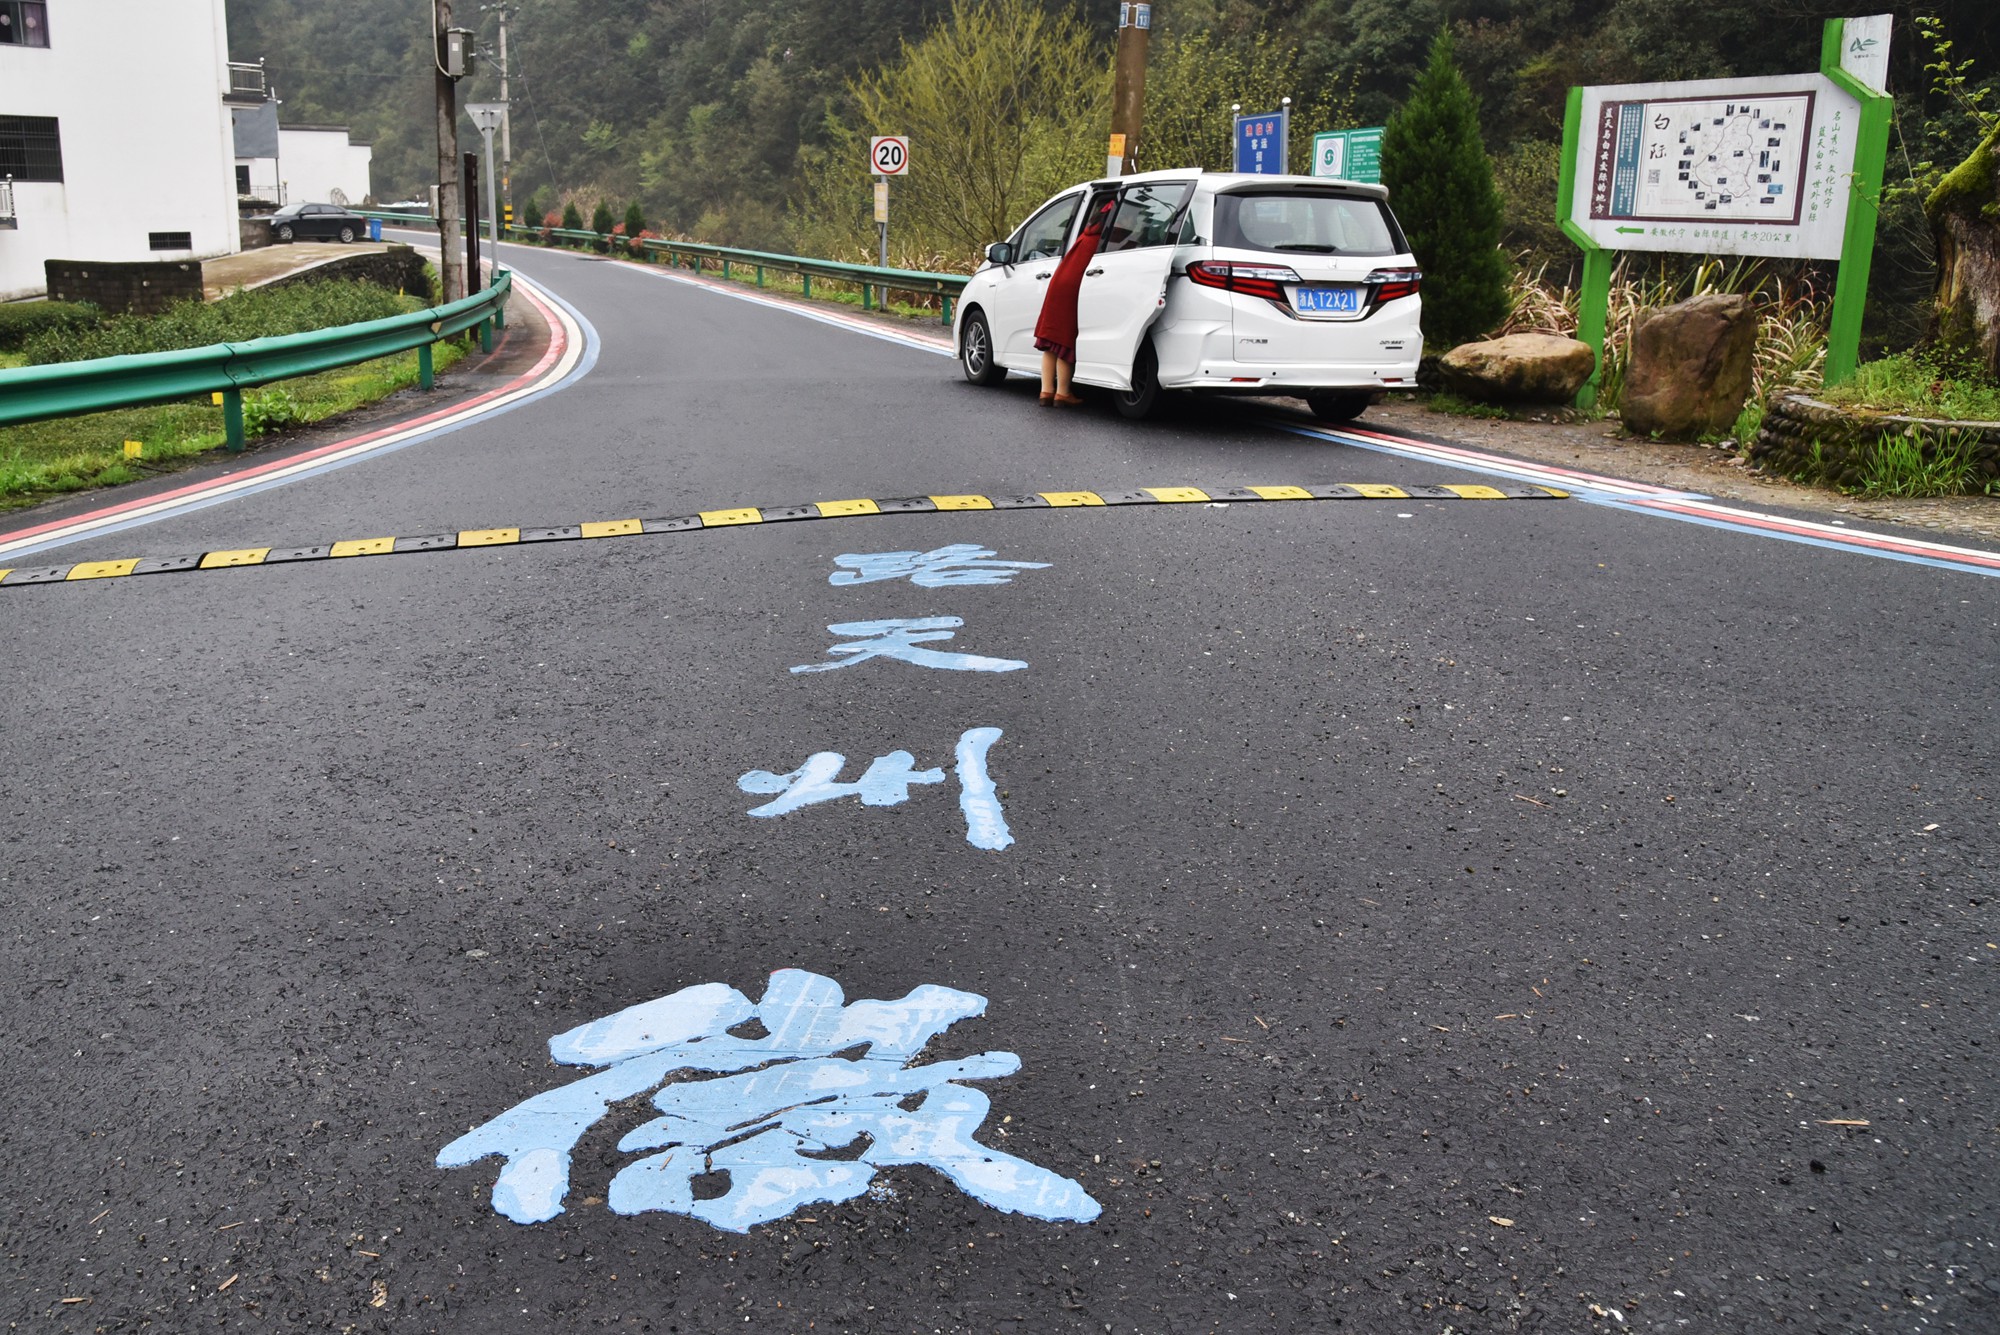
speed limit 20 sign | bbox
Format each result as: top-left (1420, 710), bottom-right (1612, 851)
top-left (869, 135), bottom-right (910, 176)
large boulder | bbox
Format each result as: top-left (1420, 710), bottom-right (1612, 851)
top-left (1437, 333), bottom-right (1596, 404)
top-left (1620, 293), bottom-right (1757, 440)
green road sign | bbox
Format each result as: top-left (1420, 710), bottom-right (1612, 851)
top-left (1311, 127), bottom-right (1383, 184)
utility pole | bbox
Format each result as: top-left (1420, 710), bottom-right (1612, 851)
top-left (1108, 1), bottom-right (1153, 176)
top-left (482, 2), bottom-right (513, 230)
top-left (498, 5), bottom-right (512, 226)
top-left (432, 0), bottom-right (471, 302)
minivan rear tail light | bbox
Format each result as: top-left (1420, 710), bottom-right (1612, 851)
top-left (1364, 268), bottom-right (1423, 303)
top-left (1187, 260), bottom-right (1303, 306)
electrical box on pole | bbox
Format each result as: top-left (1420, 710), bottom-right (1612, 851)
top-left (439, 27), bottom-right (476, 79)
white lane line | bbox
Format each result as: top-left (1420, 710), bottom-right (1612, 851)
top-left (0, 270), bottom-right (598, 561)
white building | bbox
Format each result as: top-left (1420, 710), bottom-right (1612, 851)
top-left (277, 125), bottom-right (372, 207)
top-left (0, 0), bottom-right (241, 301)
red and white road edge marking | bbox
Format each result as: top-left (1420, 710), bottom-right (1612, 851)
top-left (0, 270), bottom-right (589, 562)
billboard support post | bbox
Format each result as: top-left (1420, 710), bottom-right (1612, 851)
top-left (1820, 17), bottom-right (1894, 386)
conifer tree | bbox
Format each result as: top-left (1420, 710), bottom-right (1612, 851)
top-left (591, 199), bottom-right (616, 234)
top-left (1380, 30), bottom-right (1512, 349)
top-left (624, 201), bottom-right (647, 236)
top-left (561, 200), bottom-right (583, 231)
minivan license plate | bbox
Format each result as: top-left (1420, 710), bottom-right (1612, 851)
top-left (1294, 285), bottom-right (1360, 315)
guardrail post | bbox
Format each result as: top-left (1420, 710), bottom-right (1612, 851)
top-left (479, 318), bottom-right (493, 353)
top-left (755, 265), bottom-right (764, 288)
top-left (941, 295), bottom-right (953, 327)
top-left (862, 280), bottom-right (873, 312)
top-left (722, 259), bottom-right (732, 281)
top-left (222, 387), bottom-right (246, 453)
top-left (418, 341), bottom-right (435, 390)
top-left (801, 273), bottom-right (811, 299)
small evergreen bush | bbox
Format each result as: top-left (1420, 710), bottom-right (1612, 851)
top-left (591, 200), bottom-right (616, 234)
top-left (0, 300), bottom-right (101, 352)
top-left (23, 281), bottom-right (410, 365)
top-left (624, 201), bottom-right (647, 237)
top-left (561, 201), bottom-right (584, 231)
top-left (1381, 30), bottom-right (1513, 350)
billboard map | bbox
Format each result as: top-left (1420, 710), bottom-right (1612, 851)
top-left (1592, 93), bottom-right (1813, 225)
top-left (1567, 72), bottom-right (1859, 260)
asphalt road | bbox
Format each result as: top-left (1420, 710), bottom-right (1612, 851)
top-left (2, 241), bottom-right (1995, 1334)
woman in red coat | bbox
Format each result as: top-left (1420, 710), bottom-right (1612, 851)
top-left (1034, 194), bottom-right (1116, 406)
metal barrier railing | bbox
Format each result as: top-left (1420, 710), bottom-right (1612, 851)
top-left (0, 270), bottom-right (511, 450)
top-left (360, 212), bottom-right (971, 325)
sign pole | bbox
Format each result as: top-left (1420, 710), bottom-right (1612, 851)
top-left (1820, 16), bottom-right (1894, 387)
top-left (1557, 86), bottom-right (1614, 410)
top-left (866, 136), bottom-right (909, 313)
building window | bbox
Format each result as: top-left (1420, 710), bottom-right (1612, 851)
top-left (0, 2), bottom-right (50, 47)
top-left (236, 164), bottom-right (250, 194)
top-left (0, 115), bottom-right (62, 181)
top-left (148, 231), bottom-right (193, 251)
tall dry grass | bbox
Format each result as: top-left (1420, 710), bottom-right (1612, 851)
top-left (1497, 258), bottom-right (1829, 442)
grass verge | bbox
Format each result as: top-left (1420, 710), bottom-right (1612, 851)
top-left (0, 337), bottom-right (469, 511)
top-left (1819, 352), bottom-right (2000, 422)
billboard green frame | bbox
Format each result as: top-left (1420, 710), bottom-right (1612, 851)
top-left (1556, 17), bottom-right (1894, 408)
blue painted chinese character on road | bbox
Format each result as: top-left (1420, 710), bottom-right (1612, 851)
top-left (739, 726), bottom-right (1012, 850)
top-left (437, 969), bottom-right (1100, 1232)
top-left (792, 616), bottom-right (1026, 675)
top-left (831, 544), bottom-right (1050, 588)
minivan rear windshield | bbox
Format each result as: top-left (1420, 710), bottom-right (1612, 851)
top-left (1212, 191), bottom-right (1405, 256)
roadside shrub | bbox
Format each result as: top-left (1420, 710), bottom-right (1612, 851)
top-left (23, 280), bottom-right (410, 365)
top-left (0, 300), bottom-right (101, 352)
top-left (1380, 29), bottom-right (1513, 349)
top-left (561, 201), bottom-right (584, 231)
top-left (624, 201), bottom-right (646, 237)
top-left (242, 386), bottom-right (304, 436)
top-left (591, 200), bottom-right (616, 234)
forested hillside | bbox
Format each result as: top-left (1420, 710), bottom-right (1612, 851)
top-left (228, 0), bottom-right (1997, 277)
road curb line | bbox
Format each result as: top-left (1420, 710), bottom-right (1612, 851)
top-left (0, 481), bottom-right (1568, 590)
top-left (0, 270), bottom-right (598, 564)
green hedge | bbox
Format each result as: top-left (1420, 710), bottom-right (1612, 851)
top-left (0, 300), bottom-right (101, 353)
top-left (22, 280), bottom-right (412, 365)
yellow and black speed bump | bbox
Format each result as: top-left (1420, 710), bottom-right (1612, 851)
top-left (0, 481), bottom-right (1566, 591)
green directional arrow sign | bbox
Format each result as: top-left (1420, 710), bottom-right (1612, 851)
top-left (1614, 226), bottom-right (1646, 234)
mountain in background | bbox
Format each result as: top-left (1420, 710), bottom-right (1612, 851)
top-left (225, 0), bottom-right (1997, 256)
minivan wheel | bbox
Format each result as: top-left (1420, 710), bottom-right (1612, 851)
top-left (338, 225), bottom-right (356, 243)
top-left (1114, 341), bottom-right (1162, 420)
top-left (1306, 390), bottom-right (1370, 422)
top-left (959, 309), bottom-right (1007, 385)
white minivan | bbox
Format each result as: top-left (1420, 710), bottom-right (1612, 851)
top-left (953, 169), bottom-right (1423, 421)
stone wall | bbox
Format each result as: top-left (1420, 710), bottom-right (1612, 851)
top-left (254, 243), bottom-right (428, 300)
top-left (1749, 393), bottom-right (2000, 488)
top-left (42, 259), bottom-right (204, 317)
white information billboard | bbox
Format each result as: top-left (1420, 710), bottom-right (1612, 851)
top-left (1569, 73), bottom-right (1861, 260)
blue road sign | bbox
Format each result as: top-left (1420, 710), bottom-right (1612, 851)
top-left (1234, 108), bottom-right (1289, 174)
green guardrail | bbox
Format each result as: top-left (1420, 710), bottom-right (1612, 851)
top-left (0, 271), bottom-right (511, 450)
top-left (362, 211), bottom-right (969, 325)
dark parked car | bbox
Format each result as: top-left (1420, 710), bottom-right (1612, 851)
top-left (264, 202), bottom-right (367, 243)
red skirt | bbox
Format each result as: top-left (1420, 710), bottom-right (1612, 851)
top-left (1034, 205), bottom-right (1109, 364)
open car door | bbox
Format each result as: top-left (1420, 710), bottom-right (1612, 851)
top-left (1072, 180), bottom-right (1195, 390)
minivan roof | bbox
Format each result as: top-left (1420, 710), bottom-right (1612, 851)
top-left (1080, 168), bottom-right (1390, 202)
